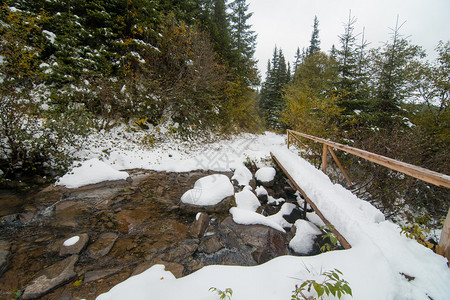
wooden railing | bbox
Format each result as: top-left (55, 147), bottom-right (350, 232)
top-left (287, 129), bottom-right (450, 189)
top-left (286, 129), bottom-right (450, 263)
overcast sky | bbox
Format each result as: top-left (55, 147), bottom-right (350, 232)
top-left (247, 0), bottom-right (450, 79)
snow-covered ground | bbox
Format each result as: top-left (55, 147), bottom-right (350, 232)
top-left (55, 129), bottom-right (450, 300)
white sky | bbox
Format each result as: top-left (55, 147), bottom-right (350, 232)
top-left (247, 0), bottom-right (450, 79)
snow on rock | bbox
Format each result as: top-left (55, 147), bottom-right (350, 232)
top-left (255, 186), bottom-right (268, 196)
top-left (63, 236), bottom-right (80, 247)
top-left (267, 195), bottom-right (285, 205)
top-left (289, 219), bottom-right (322, 255)
top-left (255, 167), bottom-right (276, 183)
top-left (181, 174), bottom-right (234, 206)
top-left (231, 165), bottom-right (253, 186)
top-left (267, 203), bottom-right (297, 229)
top-left (56, 158), bottom-right (129, 189)
top-left (235, 190), bottom-right (260, 212)
top-left (229, 207), bottom-right (285, 233)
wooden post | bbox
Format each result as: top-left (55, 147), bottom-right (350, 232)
top-left (287, 130), bottom-right (290, 149)
top-left (437, 207), bottom-right (450, 266)
top-left (322, 144), bottom-right (328, 174)
top-left (328, 147), bottom-right (353, 186)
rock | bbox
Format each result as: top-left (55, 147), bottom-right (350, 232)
top-left (249, 178), bottom-right (257, 190)
top-left (220, 217), bottom-right (288, 258)
top-left (116, 209), bottom-right (150, 234)
top-left (190, 213), bottom-right (210, 238)
top-left (84, 268), bottom-right (122, 283)
top-left (132, 258), bottom-right (184, 278)
top-left (54, 201), bottom-right (90, 227)
top-left (87, 233), bottom-right (118, 259)
top-left (19, 205), bottom-right (37, 223)
top-left (59, 233), bottom-right (89, 256)
top-left (252, 248), bottom-right (272, 264)
top-left (160, 239), bottom-right (199, 263)
top-left (198, 236), bottom-right (224, 254)
top-left (180, 196), bottom-right (236, 214)
top-left (283, 206), bottom-right (303, 224)
top-left (22, 255), bottom-right (78, 300)
top-left (0, 240), bottom-right (11, 277)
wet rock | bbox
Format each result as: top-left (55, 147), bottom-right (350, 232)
top-left (0, 240), bottom-right (11, 277)
top-left (22, 255), bottom-right (78, 300)
top-left (19, 205), bottom-right (37, 223)
top-left (190, 213), bottom-right (210, 238)
top-left (116, 209), bottom-right (150, 234)
top-left (87, 233), bottom-right (118, 259)
top-left (180, 196), bottom-right (236, 214)
top-left (133, 258), bottom-right (184, 278)
top-left (84, 267), bottom-right (122, 283)
top-left (160, 239), bottom-right (199, 263)
top-left (54, 201), bottom-right (90, 227)
top-left (59, 233), bottom-right (89, 256)
top-left (198, 235), bottom-right (224, 254)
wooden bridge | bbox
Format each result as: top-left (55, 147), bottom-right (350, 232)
top-left (271, 130), bottom-right (450, 262)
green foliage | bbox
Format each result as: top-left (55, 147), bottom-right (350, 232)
top-left (209, 287), bottom-right (233, 300)
top-left (319, 226), bottom-right (340, 253)
top-left (292, 269), bottom-right (352, 300)
top-left (400, 216), bottom-right (435, 249)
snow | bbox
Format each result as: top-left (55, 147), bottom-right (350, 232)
top-left (53, 130), bottom-right (450, 300)
top-left (63, 236), bottom-right (80, 247)
top-left (234, 190), bottom-right (260, 212)
top-left (255, 186), bottom-right (267, 196)
top-left (231, 165), bottom-right (253, 186)
top-left (267, 202), bottom-right (297, 229)
top-left (229, 207), bottom-right (285, 233)
top-left (181, 174), bottom-right (234, 206)
top-left (289, 219), bottom-right (322, 254)
top-left (255, 166), bottom-right (276, 182)
top-left (56, 158), bottom-right (129, 189)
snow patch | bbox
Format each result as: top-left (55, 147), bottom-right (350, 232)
top-left (235, 190), bottom-right (260, 212)
top-left (289, 219), bottom-right (322, 254)
top-left (56, 158), bottom-right (129, 189)
top-left (181, 174), bottom-right (234, 206)
top-left (255, 167), bottom-right (276, 182)
top-left (63, 236), bottom-right (80, 247)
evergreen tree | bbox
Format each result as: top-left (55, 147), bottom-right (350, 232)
top-left (228, 0), bottom-right (258, 84)
top-left (307, 16), bottom-right (320, 57)
top-left (260, 47), bottom-right (290, 128)
top-left (370, 16), bottom-right (425, 128)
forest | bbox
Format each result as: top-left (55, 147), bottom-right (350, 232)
top-left (0, 1), bottom-right (448, 223)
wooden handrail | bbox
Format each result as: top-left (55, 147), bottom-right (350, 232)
top-left (287, 129), bottom-right (450, 189)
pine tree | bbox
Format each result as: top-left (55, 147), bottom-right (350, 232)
top-left (307, 16), bottom-right (320, 57)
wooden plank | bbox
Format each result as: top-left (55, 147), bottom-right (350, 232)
top-left (271, 152), bottom-right (352, 249)
top-left (287, 130), bottom-right (450, 189)
top-left (437, 207), bottom-right (450, 266)
top-left (322, 144), bottom-right (328, 174)
top-left (328, 147), bottom-right (353, 186)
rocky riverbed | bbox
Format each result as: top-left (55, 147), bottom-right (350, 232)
top-left (0, 167), bottom-right (329, 300)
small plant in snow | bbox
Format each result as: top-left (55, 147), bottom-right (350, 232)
top-left (319, 226), bottom-right (339, 252)
top-left (209, 287), bottom-right (233, 300)
top-left (292, 268), bottom-right (352, 300)
top-left (400, 223), bottom-right (434, 249)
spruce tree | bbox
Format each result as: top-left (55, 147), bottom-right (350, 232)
top-left (307, 16), bottom-right (321, 57)
top-left (370, 16), bottom-right (425, 128)
top-left (260, 47), bottom-right (291, 128)
top-left (228, 0), bottom-right (258, 84)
